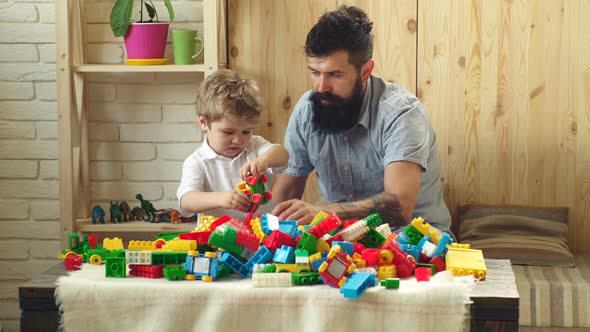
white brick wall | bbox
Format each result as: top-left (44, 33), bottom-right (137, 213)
top-left (0, 1), bottom-right (206, 330)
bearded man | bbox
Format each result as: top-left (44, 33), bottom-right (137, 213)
top-left (271, 5), bottom-right (452, 235)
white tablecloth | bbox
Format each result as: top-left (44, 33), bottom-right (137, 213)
top-left (56, 264), bottom-right (471, 332)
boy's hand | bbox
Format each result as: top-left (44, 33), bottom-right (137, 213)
top-left (240, 158), bottom-right (269, 180)
top-left (221, 189), bottom-right (251, 212)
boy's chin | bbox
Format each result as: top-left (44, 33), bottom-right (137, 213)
top-left (222, 148), bottom-right (243, 158)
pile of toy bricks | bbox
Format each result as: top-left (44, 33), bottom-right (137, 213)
top-left (102, 212), bottom-right (487, 300)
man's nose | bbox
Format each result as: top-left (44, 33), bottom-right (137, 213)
top-left (317, 75), bottom-right (330, 93)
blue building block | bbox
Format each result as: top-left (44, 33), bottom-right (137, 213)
top-left (182, 252), bottom-right (221, 280)
top-left (332, 241), bottom-right (354, 256)
top-left (220, 252), bottom-right (250, 278)
top-left (311, 255), bottom-right (327, 272)
top-left (432, 232), bottom-right (454, 258)
top-left (396, 232), bottom-right (411, 246)
top-left (340, 272), bottom-right (377, 299)
top-left (245, 246), bottom-right (273, 274)
top-left (278, 220), bottom-right (298, 237)
top-left (273, 245), bottom-right (295, 264)
top-left (416, 235), bottom-right (432, 251)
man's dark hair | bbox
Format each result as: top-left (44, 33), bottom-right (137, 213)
top-left (305, 5), bottom-right (374, 68)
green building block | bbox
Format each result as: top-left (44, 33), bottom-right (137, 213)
top-left (296, 232), bottom-right (318, 254)
top-left (164, 267), bottom-right (187, 281)
top-left (380, 278), bottom-right (400, 289)
top-left (151, 251), bottom-right (188, 266)
top-left (403, 224), bottom-right (424, 245)
top-left (292, 272), bottom-right (322, 286)
top-left (363, 213), bottom-right (383, 229)
top-left (105, 257), bottom-right (126, 278)
top-left (359, 228), bottom-right (386, 248)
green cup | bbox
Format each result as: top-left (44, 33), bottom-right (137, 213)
top-left (171, 29), bottom-right (204, 65)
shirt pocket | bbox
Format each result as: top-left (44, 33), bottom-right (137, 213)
top-left (361, 167), bottom-right (384, 197)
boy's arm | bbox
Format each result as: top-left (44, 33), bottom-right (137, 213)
top-left (180, 190), bottom-right (251, 215)
top-left (240, 144), bottom-right (289, 179)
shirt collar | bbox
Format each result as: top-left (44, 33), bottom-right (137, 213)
top-left (199, 135), bottom-right (250, 161)
top-left (355, 76), bottom-right (373, 130)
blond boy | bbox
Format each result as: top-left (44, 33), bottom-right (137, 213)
top-left (177, 69), bottom-right (288, 221)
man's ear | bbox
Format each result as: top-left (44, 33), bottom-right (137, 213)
top-left (198, 116), bottom-right (209, 131)
top-left (361, 59), bottom-right (375, 81)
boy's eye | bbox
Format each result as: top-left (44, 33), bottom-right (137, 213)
top-left (243, 130), bottom-right (253, 135)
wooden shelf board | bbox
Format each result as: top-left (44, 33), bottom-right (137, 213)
top-left (74, 64), bottom-right (206, 73)
top-left (76, 219), bottom-right (197, 233)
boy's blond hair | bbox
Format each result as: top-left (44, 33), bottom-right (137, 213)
top-left (197, 69), bottom-right (264, 123)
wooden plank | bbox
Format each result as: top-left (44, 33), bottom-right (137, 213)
top-left (571, 0), bottom-right (590, 252)
top-left (75, 64), bottom-right (206, 72)
top-left (203, 0), bottom-right (227, 76)
top-left (76, 219), bottom-right (198, 233)
top-left (56, 0), bottom-right (76, 249)
top-left (339, 0), bottom-right (417, 92)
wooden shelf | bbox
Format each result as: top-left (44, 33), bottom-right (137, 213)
top-left (76, 219), bottom-right (197, 233)
top-left (74, 64), bottom-right (206, 73)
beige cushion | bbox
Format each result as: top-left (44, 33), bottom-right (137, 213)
top-left (457, 204), bottom-right (575, 268)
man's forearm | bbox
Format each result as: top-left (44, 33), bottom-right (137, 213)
top-left (321, 192), bottom-right (407, 227)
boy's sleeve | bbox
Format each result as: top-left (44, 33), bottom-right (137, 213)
top-left (176, 154), bottom-right (205, 217)
top-left (250, 136), bottom-right (286, 175)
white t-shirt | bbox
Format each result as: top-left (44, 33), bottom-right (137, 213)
top-left (177, 135), bottom-right (285, 221)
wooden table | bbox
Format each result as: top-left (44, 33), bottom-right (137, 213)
top-left (19, 259), bottom-right (519, 332)
top-left (469, 259), bottom-right (520, 331)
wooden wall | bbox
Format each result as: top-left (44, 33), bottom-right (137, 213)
top-left (228, 0), bottom-right (590, 252)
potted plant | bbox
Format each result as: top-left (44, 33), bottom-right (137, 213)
top-left (110, 0), bottom-right (175, 61)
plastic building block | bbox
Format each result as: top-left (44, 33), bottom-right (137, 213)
top-left (161, 239), bottom-right (197, 252)
top-left (252, 272), bottom-right (292, 287)
top-left (360, 248), bottom-right (381, 266)
top-left (273, 245), bottom-right (296, 264)
top-left (64, 253), bottom-right (82, 271)
top-left (362, 213), bottom-right (383, 229)
top-left (332, 241), bottom-right (354, 256)
top-left (416, 263), bottom-right (436, 276)
top-left (183, 251), bottom-right (220, 281)
top-left (263, 230), bottom-right (294, 252)
top-left (307, 213), bottom-right (342, 239)
top-left (445, 247), bottom-right (487, 280)
top-left (220, 252), bottom-right (249, 278)
top-left (278, 220), bottom-right (298, 237)
top-left (338, 219), bottom-right (369, 242)
top-left (431, 232), bottom-right (454, 258)
top-left (402, 224), bottom-right (424, 245)
top-left (378, 265), bottom-right (397, 279)
top-left (380, 278), bottom-right (400, 289)
top-left (245, 246), bottom-right (273, 273)
top-left (275, 263), bottom-right (310, 273)
top-left (105, 257), bottom-right (126, 278)
top-left (428, 255), bottom-right (446, 272)
top-left (318, 245), bottom-right (356, 288)
top-left (208, 231), bottom-right (245, 256)
top-left (151, 252), bottom-right (188, 266)
top-left (179, 231), bottom-right (212, 244)
top-left (295, 249), bottom-right (309, 265)
top-left (296, 232), bottom-right (318, 254)
top-left (340, 272), bottom-right (377, 299)
top-left (414, 267), bottom-right (432, 281)
top-left (378, 249), bottom-right (394, 266)
top-left (126, 250), bottom-right (152, 265)
top-left (102, 237), bottom-right (124, 251)
top-left (164, 267), bottom-right (187, 281)
top-left (375, 223), bottom-right (392, 239)
top-left (254, 263), bottom-right (277, 273)
top-left (129, 264), bottom-right (163, 278)
top-left (292, 272), bottom-right (323, 286)
top-left (411, 217), bottom-right (443, 244)
top-left (358, 228), bottom-right (386, 248)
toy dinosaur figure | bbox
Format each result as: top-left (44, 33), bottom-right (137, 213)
top-left (118, 201), bottom-right (130, 221)
top-left (129, 207), bottom-right (145, 220)
top-left (136, 193), bottom-right (156, 222)
top-left (91, 205), bottom-right (105, 224)
top-left (110, 201), bottom-right (123, 223)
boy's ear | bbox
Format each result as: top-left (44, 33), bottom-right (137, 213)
top-left (198, 116), bottom-right (209, 131)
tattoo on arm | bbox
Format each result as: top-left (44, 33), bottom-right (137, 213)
top-left (333, 192), bottom-right (406, 227)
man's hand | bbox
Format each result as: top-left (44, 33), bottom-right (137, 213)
top-left (271, 199), bottom-right (321, 225)
top-left (240, 158), bottom-right (269, 180)
top-left (221, 189), bottom-right (251, 212)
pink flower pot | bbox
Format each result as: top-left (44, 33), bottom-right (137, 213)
top-left (124, 22), bottom-right (169, 59)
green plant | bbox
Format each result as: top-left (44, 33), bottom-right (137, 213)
top-left (110, 0), bottom-right (175, 37)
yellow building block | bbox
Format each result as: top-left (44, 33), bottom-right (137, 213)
top-left (445, 247), bottom-right (487, 280)
top-left (103, 237), bottom-right (124, 250)
top-left (310, 211), bottom-right (329, 227)
top-left (161, 239), bottom-right (197, 252)
top-left (411, 217), bottom-right (443, 244)
top-left (128, 240), bottom-right (157, 251)
top-left (378, 265), bottom-right (397, 279)
top-left (316, 239), bottom-right (330, 253)
top-left (449, 243), bottom-right (471, 249)
top-left (249, 217), bottom-right (265, 243)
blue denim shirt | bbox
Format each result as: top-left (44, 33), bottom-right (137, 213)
top-left (284, 76), bottom-right (452, 233)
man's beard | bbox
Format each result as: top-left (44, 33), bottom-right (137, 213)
top-left (310, 78), bottom-right (364, 132)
